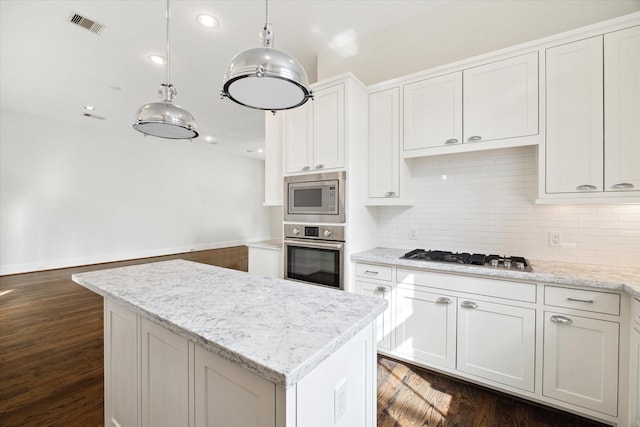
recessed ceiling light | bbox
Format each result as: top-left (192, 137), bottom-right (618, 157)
top-left (258, 149), bottom-right (264, 153)
top-left (196, 14), bottom-right (218, 29)
top-left (83, 105), bottom-right (96, 111)
top-left (204, 135), bottom-right (213, 142)
top-left (148, 55), bottom-right (166, 65)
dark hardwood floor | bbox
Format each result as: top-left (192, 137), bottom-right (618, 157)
top-left (0, 247), bottom-right (247, 427)
top-left (377, 355), bottom-right (608, 427)
top-left (1, 247), bottom-right (609, 426)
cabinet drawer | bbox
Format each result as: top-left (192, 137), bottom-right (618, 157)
top-left (355, 263), bottom-right (392, 281)
top-left (544, 286), bottom-right (620, 315)
top-left (397, 268), bottom-right (536, 302)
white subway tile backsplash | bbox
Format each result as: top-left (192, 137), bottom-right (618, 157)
top-left (376, 146), bottom-right (640, 267)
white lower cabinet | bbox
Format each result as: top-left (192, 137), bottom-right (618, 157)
top-left (105, 300), bottom-right (140, 427)
top-left (140, 318), bottom-right (190, 427)
top-left (542, 311), bottom-right (619, 416)
top-left (355, 261), bottom-right (631, 425)
top-left (194, 346), bottom-right (275, 427)
top-left (394, 286), bottom-right (456, 369)
top-left (630, 298), bottom-right (640, 426)
top-left (632, 324), bottom-right (640, 426)
top-left (457, 299), bottom-right (535, 392)
top-left (355, 280), bottom-right (393, 351)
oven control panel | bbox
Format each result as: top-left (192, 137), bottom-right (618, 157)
top-left (284, 223), bottom-right (345, 242)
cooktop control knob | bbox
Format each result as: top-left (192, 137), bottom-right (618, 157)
top-left (503, 260), bottom-right (512, 269)
top-left (323, 229), bottom-right (332, 237)
top-left (490, 259), bottom-right (499, 268)
top-left (292, 228), bottom-right (300, 236)
top-left (516, 262), bottom-right (525, 270)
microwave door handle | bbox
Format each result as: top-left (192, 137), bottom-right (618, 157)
top-left (284, 240), bottom-right (343, 250)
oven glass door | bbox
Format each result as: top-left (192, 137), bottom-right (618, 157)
top-left (285, 240), bottom-right (344, 290)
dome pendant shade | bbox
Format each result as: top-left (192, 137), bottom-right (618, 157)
top-left (223, 47), bottom-right (312, 110)
top-left (133, 101), bottom-right (199, 139)
top-left (133, 0), bottom-right (198, 139)
top-left (221, 1), bottom-right (312, 111)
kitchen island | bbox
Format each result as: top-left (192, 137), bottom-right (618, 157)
top-left (72, 259), bottom-right (387, 427)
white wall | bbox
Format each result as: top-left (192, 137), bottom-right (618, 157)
top-left (318, 0), bottom-right (640, 85)
top-left (0, 108), bottom-right (270, 275)
top-left (376, 147), bottom-right (640, 268)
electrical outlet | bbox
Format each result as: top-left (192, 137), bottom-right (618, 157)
top-left (334, 379), bottom-right (347, 423)
top-left (549, 231), bottom-right (561, 247)
top-left (409, 227), bottom-right (417, 240)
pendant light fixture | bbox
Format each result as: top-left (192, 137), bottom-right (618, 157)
top-left (133, 0), bottom-right (198, 139)
top-left (221, 0), bottom-right (313, 111)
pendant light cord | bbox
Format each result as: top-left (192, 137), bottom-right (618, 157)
top-left (166, 0), bottom-right (171, 86)
top-left (263, 0), bottom-right (273, 48)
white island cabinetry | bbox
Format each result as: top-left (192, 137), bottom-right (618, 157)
top-left (75, 260), bottom-right (386, 427)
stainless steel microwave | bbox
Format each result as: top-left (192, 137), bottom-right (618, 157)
top-left (284, 171), bottom-right (345, 223)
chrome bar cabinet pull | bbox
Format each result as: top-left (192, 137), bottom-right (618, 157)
top-left (611, 182), bottom-right (634, 190)
top-left (466, 135), bottom-right (482, 142)
top-left (375, 286), bottom-right (389, 294)
top-left (364, 270), bottom-right (379, 275)
top-left (567, 297), bottom-right (594, 304)
top-left (576, 184), bottom-right (597, 191)
top-left (550, 315), bottom-right (573, 325)
top-left (436, 297), bottom-right (452, 304)
top-left (384, 191), bottom-right (396, 197)
top-left (444, 138), bottom-right (459, 145)
top-left (460, 301), bottom-right (478, 309)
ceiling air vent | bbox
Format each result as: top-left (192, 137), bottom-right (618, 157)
top-left (68, 12), bottom-right (104, 35)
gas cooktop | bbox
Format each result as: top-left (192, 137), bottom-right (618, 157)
top-left (400, 249), bottom-right (533, 272)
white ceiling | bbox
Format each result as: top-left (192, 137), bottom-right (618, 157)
top-left (0, 0), bottom-right (446, 159)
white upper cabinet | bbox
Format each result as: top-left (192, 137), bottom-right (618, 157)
top-left (463, 52), bottom-right (539, 144)
top-left (403, 72), bottom-right (463, 150)
top-left (313, 83), bottom-right (346, 171)
top-left (284, 82), bottom-right (346, 175)
top-left (604, 25), bottom-right (640, 193)
top-left (542, 24), bottom-right (640, 200)
top-left (545, 37), bottom-right (604, 194)
top-left (368, 87), bottom-right (400, 199)
top-left (284, 102), bottom-right (313, 174)
top-left (401, 52), bottom-right (538, 156)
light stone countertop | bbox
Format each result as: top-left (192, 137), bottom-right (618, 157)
top-left (351, 247), bottom-right (640, 298)
top-left (72, 259), bottom-right (387, 388)
top-left (245, 239), bottom-right (283, 251)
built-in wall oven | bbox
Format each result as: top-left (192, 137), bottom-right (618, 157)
top-left (284, 171), bottom-right (345, 223)
top-left (283, 223), bottom-right (345, 290)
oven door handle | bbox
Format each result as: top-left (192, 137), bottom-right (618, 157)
top-left (284, 239), bottom-right (344, 250)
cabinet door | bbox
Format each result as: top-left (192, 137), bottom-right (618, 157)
top-left (543, 312), bottom-right (619, 416)
top-left (457, 299), bottom-right (535, 392)
top-left (141, 318), bottom-right (190, 427)
top-left (368, 87), bottom-right (400, 199)
top-left (632, 324), bottom-right (640, 427)
top-left (314, 83), bottom-right (345, 171)
top-left (604, 25), bottom-right (640, 193)
top-left (545, 37), bottom-right (604, 194)
top-left (403, 72), bottom-right (462, 150)
top-left (355, 280), bottom-right (393, 351)
top-left (463, 52), bottom-right (538, 143)
top-left (395, 287), bottom-right (457, 369)
top-left (105, 300), bottom-right (140, 427)
top-left (284, 103), bottom-right (313, 174)
top-left (194, 346), bottom-right (275, 427)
